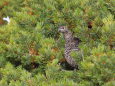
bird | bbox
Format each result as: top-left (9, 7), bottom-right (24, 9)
top-left (3, 16), bottom-right (10, 24)
top-left (58, 26), bottom-right (81, 70)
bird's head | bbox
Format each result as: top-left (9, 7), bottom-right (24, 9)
top-left (58, 26), bottom-right (68, 33)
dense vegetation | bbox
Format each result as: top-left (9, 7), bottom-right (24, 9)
top-left (0, 0), bottom-right (115, 86)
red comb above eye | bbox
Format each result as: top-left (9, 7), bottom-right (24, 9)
top-left (60, 26), bottom-right (64, 29)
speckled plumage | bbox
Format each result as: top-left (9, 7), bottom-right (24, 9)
top-left (58, 26), bottom-right (81, 69)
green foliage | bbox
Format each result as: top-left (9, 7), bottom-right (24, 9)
top-left (0, 0), bottom-right (115, 86)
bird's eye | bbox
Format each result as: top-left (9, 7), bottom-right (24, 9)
top-left (60, 26), bottom-right (64, 29)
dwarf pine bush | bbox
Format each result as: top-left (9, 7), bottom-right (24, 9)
top-left (0, 0), bottom-right (114, 86)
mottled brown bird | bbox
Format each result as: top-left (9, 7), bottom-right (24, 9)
top-left (58, 26), bottom-right (81, 69)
